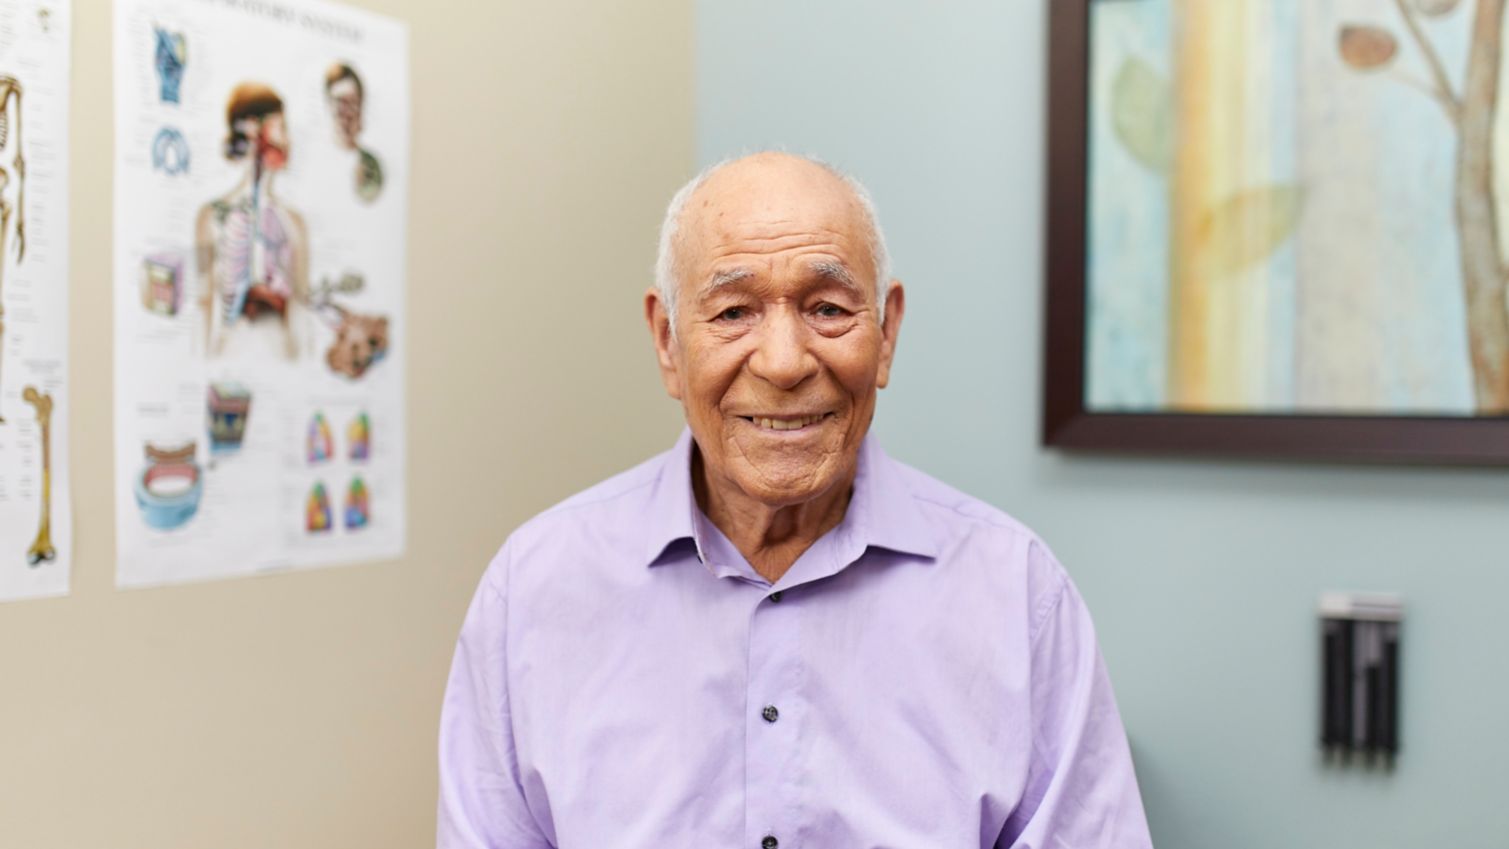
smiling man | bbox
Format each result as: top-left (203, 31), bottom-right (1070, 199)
top-left (438, 153), bottom-right (1153, 848)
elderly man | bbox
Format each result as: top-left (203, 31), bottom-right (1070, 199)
top-left (438, 153), bottom-right (1152, 848)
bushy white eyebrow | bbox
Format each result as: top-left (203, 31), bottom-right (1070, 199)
top-left (704, 267), bottom-right (756, 293)
top-left (807, 260), bottom-right (861, 294)
top-left (700, 261), bottom-right (861, 300)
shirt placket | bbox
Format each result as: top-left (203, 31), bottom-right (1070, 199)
top-left (744, 586), bottom-right (805, 849)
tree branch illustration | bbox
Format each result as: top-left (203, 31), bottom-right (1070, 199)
top-left (1339, 0), bottom-right (1509, 412)
top-left (1393, 0), bottom-right (1463, 123)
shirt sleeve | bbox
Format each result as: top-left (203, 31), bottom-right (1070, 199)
top-left (437, 545), bottom-right (555, 849)
top-left (998, 546), bottom-right (1154, 849)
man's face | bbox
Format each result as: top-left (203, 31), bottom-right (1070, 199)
top-left (649, 155), bottom-right (904, 508)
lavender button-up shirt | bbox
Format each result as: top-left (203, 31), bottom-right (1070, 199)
top-left (438, 430), bottom-right (1152, 848)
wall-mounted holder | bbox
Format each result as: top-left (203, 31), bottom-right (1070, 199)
top-left (1320, 592), bottom-right (1401, 764)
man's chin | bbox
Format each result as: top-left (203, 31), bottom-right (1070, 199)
top-left (726, 456), bottom-right (851, 509)
top-left (690, 418), bottom-right (860, 508)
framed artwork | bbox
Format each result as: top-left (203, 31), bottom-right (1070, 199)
top-left (1045, 0), bottom-right (1509, 463)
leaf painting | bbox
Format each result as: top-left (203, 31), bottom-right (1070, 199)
top-left (1111, 57), bottom-right (1172, 173)
top-left (1195, 185), bottom-right (1303, 279)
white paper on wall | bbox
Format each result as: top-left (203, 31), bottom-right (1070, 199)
top-left (113, 0), bottom-right (408, 588)
top-left (0, 0), bottom-right (70, 603)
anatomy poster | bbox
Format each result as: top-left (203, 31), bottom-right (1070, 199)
top-left (113, 0), bottom-right (407, 587)
top-left (0, 0), bottom-right (69, 603)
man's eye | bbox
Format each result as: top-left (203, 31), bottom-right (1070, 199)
top-left (814, 303), bottom-right (846, 318)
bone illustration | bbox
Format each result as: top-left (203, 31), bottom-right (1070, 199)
top-left (0, 75), bottom-right (24, 423)
top-left (21, 385), bottom-right (54, 565)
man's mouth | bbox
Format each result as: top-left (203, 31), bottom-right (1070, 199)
top-left (739, 412), bottom-right (833, 432)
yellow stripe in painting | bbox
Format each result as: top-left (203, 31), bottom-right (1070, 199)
top-left (1169, 0), bottom-right (1273, 410)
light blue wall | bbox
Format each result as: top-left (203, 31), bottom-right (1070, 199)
top-left (696, 2), bottom-right (1509, 846)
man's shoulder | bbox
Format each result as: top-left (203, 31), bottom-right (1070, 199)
top-left (479, 445), bottom-right (675, 585)
top-left (884, 452), bottom-right (1044, 545)
top-left (516, 446), bottom-right (670, 540)
top-left (881, 451), bottom-right (1071, 616)
top-left (542, 448), bottom-right (670, 518)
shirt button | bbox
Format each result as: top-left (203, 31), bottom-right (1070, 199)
top-left (761, 704), bottom-right (779, 723)
top-left (768, 591), bottom-right (783, 603)
top-left (761, 836), bottom-right (778, 849)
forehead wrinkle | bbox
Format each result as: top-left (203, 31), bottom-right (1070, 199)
top-left (702, 231), bottom-right (852, 267)
top-left (705, 220), bottom-right (853, 244)
top-left (697, 243), bottom-right (862, 298)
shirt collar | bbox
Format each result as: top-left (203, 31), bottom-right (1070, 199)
top-left (641, 428), bottom-right (702, 567)
top-left (845, 432), bottom-right (942, 560)
top-left (642, 427), bottom-right (941, 569)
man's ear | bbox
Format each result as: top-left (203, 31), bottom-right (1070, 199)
top-left (645, 287), bottom-right (684, 401)
top-left (875, 280), bottom-right (905, 389)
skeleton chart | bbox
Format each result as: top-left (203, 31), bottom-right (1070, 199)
top-left (0, 0), bottom-right (69, 603)
top-left (113, 0), bottom-right (408, 588)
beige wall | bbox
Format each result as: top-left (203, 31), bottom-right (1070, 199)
top-left (0, 1), bottom-right (691, 845)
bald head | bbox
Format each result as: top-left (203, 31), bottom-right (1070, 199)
top-left (654, 153), bottom-right (891, 329)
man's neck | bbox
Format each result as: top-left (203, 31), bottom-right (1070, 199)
top-left (692, 449), bottom-right (856, 584)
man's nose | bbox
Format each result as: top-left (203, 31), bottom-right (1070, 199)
top-left (747, 308), bottom-right (819, 390)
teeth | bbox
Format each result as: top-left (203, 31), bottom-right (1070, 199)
top-left (752, 414), bottom-right (825, 431)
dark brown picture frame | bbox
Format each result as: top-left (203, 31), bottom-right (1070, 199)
top-left (1042, 0), bottom-right (1509, 465)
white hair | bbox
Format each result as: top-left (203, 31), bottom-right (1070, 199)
top-left (653, 153), bottom-right (892, 332)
